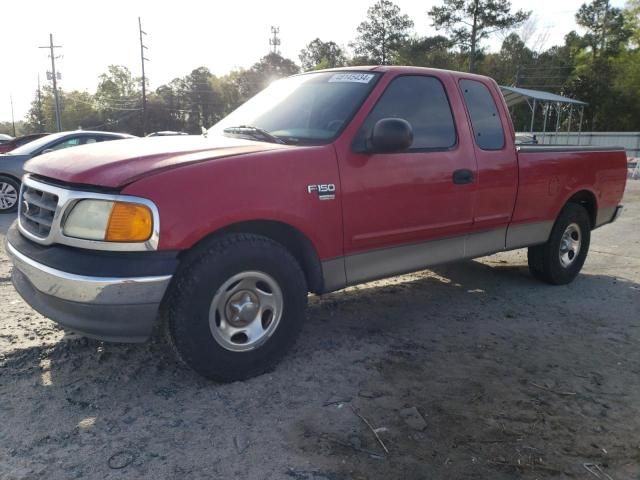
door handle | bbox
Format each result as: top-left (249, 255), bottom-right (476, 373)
top-left (452, 169), bottom-right (474, 185)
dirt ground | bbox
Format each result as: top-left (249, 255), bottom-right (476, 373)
top-left (1, 182), bottom-right (639, 480)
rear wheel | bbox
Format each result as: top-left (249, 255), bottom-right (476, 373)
top-left (527, 203), bottom-right (591, 285)
top-left (163, 233), bottom-right (308, 382)
top-left (0, 176), bottom-right (19, 213)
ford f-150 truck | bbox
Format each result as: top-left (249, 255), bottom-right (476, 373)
top-left (5, 67), bottom-right (627, 381)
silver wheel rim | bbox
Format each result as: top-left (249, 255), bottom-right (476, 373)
top-left (0, 181), bottom-right (18, 211)
top-left (559, 223), bottom-right (582, 268)
top-left (208, 271), bottom-right (283, 352)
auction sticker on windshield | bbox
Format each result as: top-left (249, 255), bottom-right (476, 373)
top-left (328, 73), bottom-right (375, 83)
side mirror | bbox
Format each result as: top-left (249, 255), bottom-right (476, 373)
top-left (368, 118), bottom-right (413, 153)
top-left (41, 148), bottom-right (53, 155)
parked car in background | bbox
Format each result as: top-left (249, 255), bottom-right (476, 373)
top-left (0, 130), bottom-right (134, 213)
top-left (0, 133), bottom-right (51, 154)
top-left (146, 131), bottom-right (189, 137)
top-left (0, 133), bottom-right (13, 143)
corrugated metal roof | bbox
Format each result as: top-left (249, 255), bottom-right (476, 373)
top-left (500, 86), bottom-right (588, 107)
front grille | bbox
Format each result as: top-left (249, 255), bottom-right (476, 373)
top-left (19, 185), bottom-right (59, 238)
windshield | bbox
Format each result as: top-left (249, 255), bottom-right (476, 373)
top-left (9, 132), bottom-right (68, 155)
top-left (209, 71), bottom-right (381, 145)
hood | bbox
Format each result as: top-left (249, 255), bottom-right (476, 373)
top-left (24, 135), bottom-right (290, 188)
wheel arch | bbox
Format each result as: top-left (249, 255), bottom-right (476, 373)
top-left (0, 172), bottom-right (22, 184)
top-left (564, 189), bottom-right (597, 229)
top-left (182, 219), bottom-right (325, 294)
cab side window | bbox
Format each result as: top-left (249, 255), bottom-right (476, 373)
top-left (459, 79), bottom-right (505, 150)
top-left (48, 137), bottom-right (82, 151)
top-left (355, 75), bottom-right (457, 151)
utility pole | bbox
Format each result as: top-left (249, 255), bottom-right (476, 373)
top-left (269, 26), bottom-right (280, 55)
top-left (39, 34), bottom-right (62, 132)
top-left (10, 96), bottom-right (16, 137)
top-left (139, 17), bottom-right (149, 135)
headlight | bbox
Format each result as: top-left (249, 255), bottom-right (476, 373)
top-left (63, 200), bottom-right (153, 243)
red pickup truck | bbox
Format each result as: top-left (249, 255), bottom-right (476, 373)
top-left (6, 67), bottom-right (626, 381)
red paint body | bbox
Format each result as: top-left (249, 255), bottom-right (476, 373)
top-left (25, 67), bottom-right (628, 262)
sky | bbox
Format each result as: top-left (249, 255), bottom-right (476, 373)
top-left (0, 0), bottom-right (627, 123)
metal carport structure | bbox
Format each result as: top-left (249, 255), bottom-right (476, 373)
top-left (500, 86), bottom-right (588, 143)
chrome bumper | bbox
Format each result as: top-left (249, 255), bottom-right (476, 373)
top-left (6, 240), bottom-right (173, 342)
top-left (6, 241), bottom-right (171, 304)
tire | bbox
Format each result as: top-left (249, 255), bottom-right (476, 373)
top-left (0, 176), bottom-right (20, 214)
top-left (162, 233), bottom-right (308, 382)
top-left (527, 203), bottom-right (591, 285)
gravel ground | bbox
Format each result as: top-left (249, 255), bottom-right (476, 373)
top-left (1, 182), bottom-right (639, 480)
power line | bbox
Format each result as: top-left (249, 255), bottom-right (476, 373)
top-left (39, 34), bottom-right (62, 132)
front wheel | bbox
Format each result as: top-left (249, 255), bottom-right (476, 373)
top-left (0, 176), bottom-right (20, 213)
top-left (527, 203), bottom-right (591, 285)
top-left (163, 233), bottom-right (308, 382)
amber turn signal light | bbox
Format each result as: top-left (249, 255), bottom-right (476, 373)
top-left (105, 202), bottom-right (153, 242)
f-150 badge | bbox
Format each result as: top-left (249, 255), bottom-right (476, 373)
top-left (307, 184), bottom-right (336, 200)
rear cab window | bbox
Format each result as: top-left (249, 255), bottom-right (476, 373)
top-left (354, 75), bottom-right (457, 151)
top-left (459, 79), bottom-right (505, 150)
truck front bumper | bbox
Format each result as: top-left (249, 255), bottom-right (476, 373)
top-left (5, 224), bottom-right (177, 342)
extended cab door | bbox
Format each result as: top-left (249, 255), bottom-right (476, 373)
top-left (458, 78), bottom-right (518, 235)
top-left (335, 73), bottom-right (478, 285)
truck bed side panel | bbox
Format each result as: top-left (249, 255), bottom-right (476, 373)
top-left (510, 147), bottom-right (627, 247)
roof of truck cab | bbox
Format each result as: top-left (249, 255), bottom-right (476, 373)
top-left (309, 65), bottom-right (496, 81)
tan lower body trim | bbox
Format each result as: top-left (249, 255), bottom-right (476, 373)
top-left (321, 221), bottom-right (554, 294)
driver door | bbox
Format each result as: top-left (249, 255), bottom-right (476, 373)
top-left (337, 74), bottom-right (478, 284)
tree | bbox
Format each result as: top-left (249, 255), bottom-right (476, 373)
top-left (576, 0), bottom-right (631, 58)
top-left (299, 39), bottom-right (347, 71)
top-left (560, 0), bottom-right (635, 130)
top-left (146, 85), bottom-right (186, 133)
top-left (181, 67), bottom-right (224, 132)
top-left (24, 88), bottom-right (47, 133)
top-left (429, 0), bottom-right (531, 72)
top-left (626, 0), bottom-right (640, 45)
top-left (351, 0), bottom-right (414, 64)
top-left (59, 90), bottom-right (101, 130)
top-left (394, 35), bottom-right (462, 69)
top-left (0, 121), bottom-right (25, 136)
top-left (224, 53), bottom-right (300, 105)
top-left (95, 65), bottom-right (142, 134)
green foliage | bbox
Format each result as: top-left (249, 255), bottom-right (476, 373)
top-left (626, 0), bottom-right (640, 45)
top-left (395, 36), bottom-right (463, 69)
top-left (576, 0), bottom-right (631, 57)
top-left (351, 0), bottom-right (414, 64)
top-left (24, 88), bottom-right (47, 134)
top-left (299, 39), bottom-right (347, 71)
top-left (94, 65), bottom-right (142, 134)
top-left (0, 121), bottom-right (25, 137)
top-left (429, 0), bottom-right (530, 72)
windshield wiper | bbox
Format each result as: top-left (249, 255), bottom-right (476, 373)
top-left (222, 125), bottom-right (286, 145)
